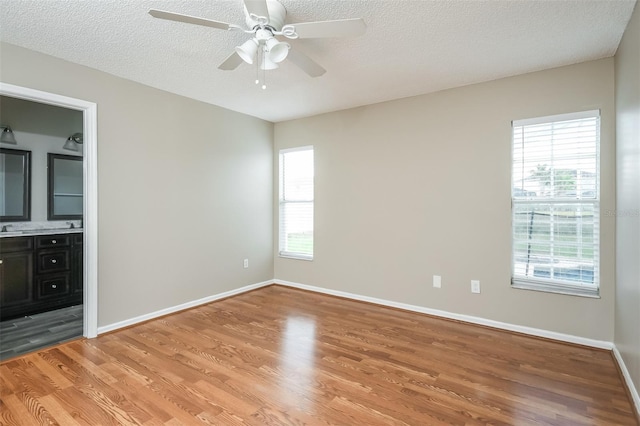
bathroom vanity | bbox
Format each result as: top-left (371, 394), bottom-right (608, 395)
top-left (0, 230), bottom-right (83, 321)
top-left (0, 97), bottom-right (85, 322)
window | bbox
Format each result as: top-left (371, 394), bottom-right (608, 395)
top-left (511, 110), bottom-right (600, 296)
top-left (279, 146), bottom-right (314, 260)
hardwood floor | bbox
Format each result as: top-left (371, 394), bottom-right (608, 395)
top-left (0, 285), bottom-right (636, 425)
top-left (0, 305), bottom-right (83, 361)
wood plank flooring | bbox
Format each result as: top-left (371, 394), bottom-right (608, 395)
top-left (0, 285), bottom-right (636, 425)
top-left (0, 305), bottom-right (83, 361)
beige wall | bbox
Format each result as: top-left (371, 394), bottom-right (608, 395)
top-left (275, 58), bottom-right (616, 341)
top-left (0, 42), bottom-right (274, 327)
top-left (615, 3), bottom-right (640, 398)
top-left (0, 42), bottom-right (621, 343)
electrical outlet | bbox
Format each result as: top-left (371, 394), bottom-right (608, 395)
top-left (433, 275), bottom-right (441, 288)
top-left (243, 259), bottom-right (249, 268)
top-left (471, 280), bottom-right (480, 294)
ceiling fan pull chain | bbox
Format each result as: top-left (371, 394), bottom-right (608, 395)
top-left (255, 48), bottom-right (260, 85)
top-left (262, 46), bottom-right (267, 90)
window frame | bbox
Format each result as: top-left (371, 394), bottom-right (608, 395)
top-left (510, 110), bottom-right (600, 298)
top-left (278, 146), bottom-right (314, 261)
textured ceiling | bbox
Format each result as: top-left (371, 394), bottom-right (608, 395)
top-left (0, 0), bottom-right (636, 122)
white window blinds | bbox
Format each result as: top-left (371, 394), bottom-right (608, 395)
top-left (279, 147), bottom-right (314, 259)
top-left (511, 110), bottom-right (600, 296)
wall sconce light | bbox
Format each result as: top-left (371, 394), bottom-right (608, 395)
top-left (0, 125), bottom-right (17, 144)
top-left (63, 133), bottom-right (83, 152)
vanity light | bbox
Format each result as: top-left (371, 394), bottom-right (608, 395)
top-left (0, 125), bottom-right (17, 144)
top-left (63, 137), bottom-right (79, 152)
top-left (63, 133), bottom-right (83, 152)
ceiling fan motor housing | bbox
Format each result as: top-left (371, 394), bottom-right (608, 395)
top-left (245, 0), bottom-right (286, 31)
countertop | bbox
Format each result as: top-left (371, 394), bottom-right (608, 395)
top-left (0, 228), bottom-right (83, 238)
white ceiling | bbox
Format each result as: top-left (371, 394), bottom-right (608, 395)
top-left (0, 0), bottom-right (636, 122)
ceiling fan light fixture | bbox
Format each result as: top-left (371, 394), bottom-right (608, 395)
top-left (235, 38), bottom-right (259, 64)
top-left (265, 38), bottom-right (290, 63)
top-left (260, 55), bottom-right (279, 70)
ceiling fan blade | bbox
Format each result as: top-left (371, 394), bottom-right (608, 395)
top-left (289, 18), bottom-right (366, 39)
top-left (218, 52), bottom-right (244, 71)
top-left (243, 0), bottom-right (269, 20)
top-left (149, 9), bottom-right (232, 31)
top-left (287, 49), bottom-right (326, 77)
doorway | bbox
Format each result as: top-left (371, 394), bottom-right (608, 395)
top-left (0, 83), bottom-right (97, 354)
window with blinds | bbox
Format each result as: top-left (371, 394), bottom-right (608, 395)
top-left (511, 110), bottom-right (600, 296)
top-left (279, 146), bottom-right (314, 260)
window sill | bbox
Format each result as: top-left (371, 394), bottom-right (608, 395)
top-left (279, 252), bottom-right (313, 261)
top-left (511, 279), bottom-right (600, 298)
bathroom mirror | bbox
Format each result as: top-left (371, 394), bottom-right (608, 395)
top-left (48, 153), bottom-right (83, 220)
top-left (0, 148), bottom-right (31, 222)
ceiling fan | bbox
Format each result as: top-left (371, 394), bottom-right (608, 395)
top-left (149, 0), bottom-right (366, 83)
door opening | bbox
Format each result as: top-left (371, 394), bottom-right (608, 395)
top-left (0, 82), bottom-right (97, 341)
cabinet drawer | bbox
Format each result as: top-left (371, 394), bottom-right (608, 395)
top-left (36, 235), bottom-right (71, 249)
top-left (36, 274), bottom-right (70, 299)
top-left (37, 250), bottom-right (70, 273)
top-left (1, 236), bottom-right (33, 253)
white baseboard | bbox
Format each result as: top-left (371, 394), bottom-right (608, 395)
top-left (613, 346), bottom-right (640, 417)
top-left (279, 278), bottom-right (639, 416)
top-left (273, 279), bottom-right (614, 350)
top-left (94, 276), bottom-right (638, 415)
top-left (95, 278), bottom-right (614, 349)
top-left (97, 280), bottom-right (272, 335)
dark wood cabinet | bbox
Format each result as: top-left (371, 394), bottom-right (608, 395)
top-left (0, 232), bottom-right (82, 321)
top-left (71, 234), bottom-right (83, 295)
top-left (0, 238), bottom-right (34, 311)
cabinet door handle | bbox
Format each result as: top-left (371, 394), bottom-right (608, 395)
top-left (51, 259), bottom-right (57, 264)
top-left (52, 284), bottom-right (57, 289)
top-left (52, 240), bottom-right (57, 244)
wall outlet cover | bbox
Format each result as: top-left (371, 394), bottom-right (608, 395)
top-left (471, 280), bottom-right (480, 294)
top-left (433, 275), bottom-right (441, 288)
